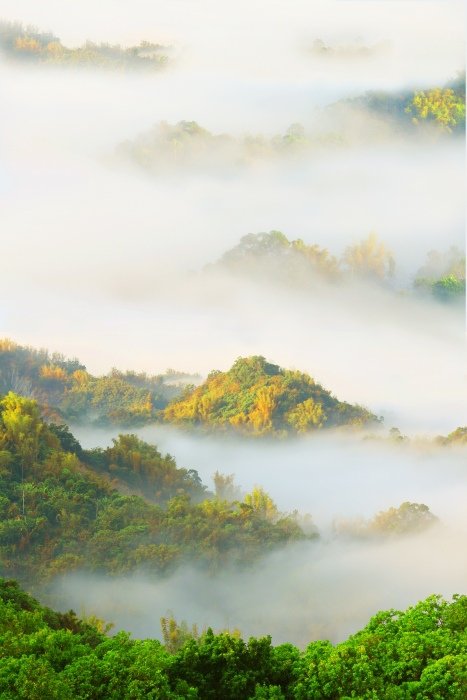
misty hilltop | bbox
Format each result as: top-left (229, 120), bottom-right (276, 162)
top-left (117, 119), bottom-right (334, 175)
top-left (0, 20), bottom-right (170, 70)
top-left (164, 355), bottom-right (379, 436)
top-left (0, 341), bottom-right (379, 435)
top-left (206, 231), bottom-right (466, 305)
top-left (116, 75), bottom-right (466, 176)
top-left (210, 230), bottom-right (389, 287)
top-left (333, 72), bottom-right (465, 136)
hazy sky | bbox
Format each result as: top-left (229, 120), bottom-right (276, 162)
top-left (1, 1), bottom-right (464, 88)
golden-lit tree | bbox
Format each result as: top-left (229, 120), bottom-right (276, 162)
top-left (343, 232), bottom-right (395, 281)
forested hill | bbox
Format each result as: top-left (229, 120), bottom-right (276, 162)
top-left (164, 356), bottom-right (379, 435)
top-left (210, 230), bottom-right (392, 286)
top-left (118, 76), bottom-right (466, 177)
top-left (210, 231), bottom-right (465, 302)
top-left (0, 392), bottom-right (306, 588)
top-left (0, 578), bottom-right (465, 698)
top-left (0, 339), bottom-right (198, 427)
top-left (0, 341), bottom-right (378, 434)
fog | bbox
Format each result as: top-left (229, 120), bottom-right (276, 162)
top-left (62, 420), bottom-right (467, 647)
top-left (52, 521), bottom-right (466, 647)
top-left (42, 270), bottom-right (462, 433)
top-left (2, 0), bottom-right (465, 646)
top-left (72, 426), bottom-right (466, 522)
top-left (2, 134), bottom-right (465, 431)
top-left (0, 0), bottom-right (464, 86)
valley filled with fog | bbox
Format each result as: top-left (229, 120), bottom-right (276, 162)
top-left (63, 425), bottom-right (467, 644)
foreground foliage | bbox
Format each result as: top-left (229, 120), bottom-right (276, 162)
top-left (0, 579), bottom-right (465, 699)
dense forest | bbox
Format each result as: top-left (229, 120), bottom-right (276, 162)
top-left (0, 578), bottom-right (465, 699)
top-left (0, 389), bottom-right (444, 592)
top-left (0, 391), bottom-right (307, 587)
top-left (0, 341), bottom-right (379, 433)
top-left (163, 356), bottom-right (379, 435)
top-left (0, 339), bottom-right (200, 427)
top-left (0, 20), bottom-right (170, 69)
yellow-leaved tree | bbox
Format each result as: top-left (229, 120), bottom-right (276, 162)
top-left (244, 486), bottom-right (279, 521)
top-left (343, 232), bottom-right (395, 281)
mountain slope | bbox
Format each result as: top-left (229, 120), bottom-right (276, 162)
top-left (0, 339), bottom-right (197, 427)
top-left (0, 392), bottom-right (305, 587)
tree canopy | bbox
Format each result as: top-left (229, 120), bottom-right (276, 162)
top-left (0, 579), bottom-right (465, 699)
top-left (0, 340), bottom-right (196, 427)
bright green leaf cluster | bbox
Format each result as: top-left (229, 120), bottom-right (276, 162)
top-left (0, 580), bottom-right (465, 699)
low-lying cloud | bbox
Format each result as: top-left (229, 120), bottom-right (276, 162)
top-left (52, 522), bottom-right (467, 647)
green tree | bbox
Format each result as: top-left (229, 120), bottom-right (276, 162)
top-left (0, 393), bottom-right (44, 516)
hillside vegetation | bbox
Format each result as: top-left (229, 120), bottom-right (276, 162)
top-left (344, 74), bottom-right (466, 134)
top-left (414, 246), bottom-right (466, 303)
top-left (164, 356), bottom-right (378, 436)
top-left (437, 426), bottom-right (467, 447)
top-left (212, 230), bottom-right (395, 286)
top-left (118, 76), bottom-right (466, 176)
top-left (0, 578), bottom-right (465, 699)
top-left (212, 231), bottom-right (465, 303)
top-left (0, 339), bottom-right (197, 426)
top-left (0, 341), bottom-right (380, 435)
top-left (0, 392), bottom-right (305, 588)
top-left (118, 120), bottom-right (319, 173)
top-left (0, 20), bottom-right (169, 70)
